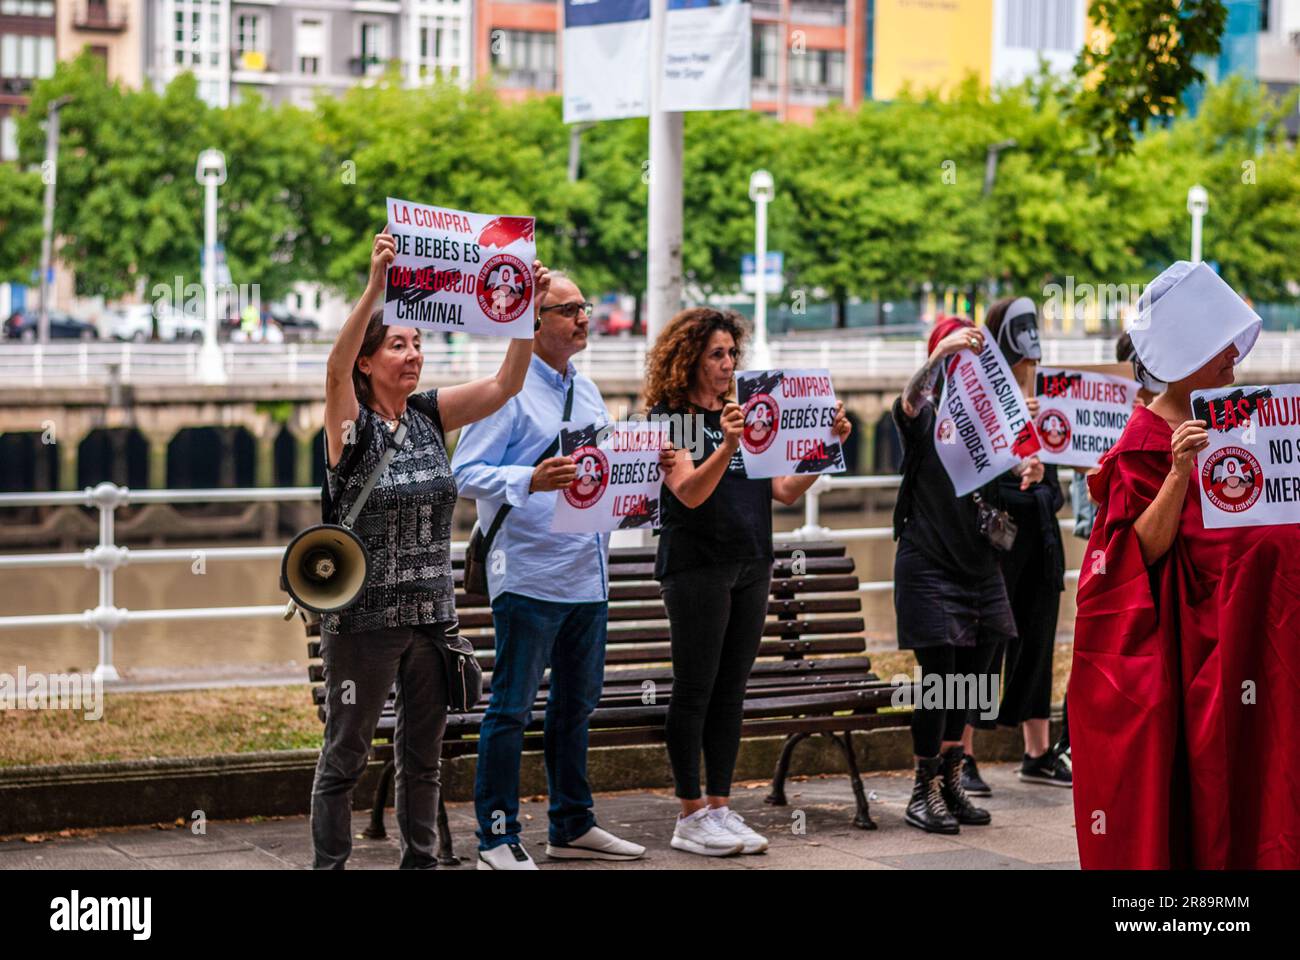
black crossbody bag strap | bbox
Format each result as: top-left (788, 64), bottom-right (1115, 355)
top-left (481, 378), bottom-right (575, 550)
top-left (341, 420), bottom-right (409, 529)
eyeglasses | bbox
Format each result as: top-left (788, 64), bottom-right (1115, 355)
top-left (539, 301), bottom-right (594, 319)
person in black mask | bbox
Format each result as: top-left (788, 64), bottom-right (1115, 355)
top-left (961, 297), bottom-right (1072, 795)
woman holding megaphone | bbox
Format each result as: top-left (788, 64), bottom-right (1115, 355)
top-left (307, 227), bottom-right (543, 870)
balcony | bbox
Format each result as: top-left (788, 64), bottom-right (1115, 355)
top-left (790, 1), bottom-right (846, 27)
top-left (492, 67), bottom-right (555, 91)
top-left (348, 55), bottom-right (397, 77)
top-left (0, 76), bottom-right (35, 96)
top-left (74, 1), bottom-right (128, 32)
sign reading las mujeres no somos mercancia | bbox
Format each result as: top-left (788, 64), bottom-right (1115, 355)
top-left (1192, 384), bottom-right (1300, 529)
top-left (383, 196), bottom-right (536, 338)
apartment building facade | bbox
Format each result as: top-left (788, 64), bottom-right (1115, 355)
top-left (145, 0), bottom-right (472, 108)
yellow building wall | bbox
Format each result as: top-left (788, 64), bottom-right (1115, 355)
top-left (872, 0), bottom-right (994, 99)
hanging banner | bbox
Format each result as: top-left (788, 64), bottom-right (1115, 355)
top-left (933, 339), bottom-right (1041, 497)
top-left (562, 0), bottom-right (651, 123)
top-left (733, 368), bottom-right (845, 479)
top-left (1191, 385), bottom-right (1300, 530)
top-left (551, 420), bottom-right (670, 532)
top-left (1033, 366), bottom-right (1140, 468)
top-left (383, 196), bottom-right (535, 338)
top-left (662, 0), bottom-right (752, 112)
top-left (562, 0), bottom-right (751, 123)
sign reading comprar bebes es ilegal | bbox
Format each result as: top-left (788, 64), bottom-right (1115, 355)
top-left (551, 420), bottom-right (670, 534)
top-left (734, 368), bottom-right (846, 479)
top-left (382, 196), bottom-right (536, 338)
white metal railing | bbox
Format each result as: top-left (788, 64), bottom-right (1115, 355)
top-left (0, 475), bottom-right (1084, 682)
top-left (6, 333), bottom-right (1296, 388)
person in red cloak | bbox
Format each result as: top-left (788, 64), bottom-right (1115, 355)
top-left (1071, 261), bottom-right (1300, 868)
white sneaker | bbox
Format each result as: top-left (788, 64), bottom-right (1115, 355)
top-left (670, 808), bottom-right (744, 857)
top-left (709, 807), bottom-right (769, 854)
top-left (546, 825), bottom-right (646, 861)
top-left (476, 841), bottom-right (539, 870)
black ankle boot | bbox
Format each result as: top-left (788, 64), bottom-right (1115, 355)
top-left (904, 756), bottom-right (959, 834)
top-left (940, 746), bottom-right (991, 825)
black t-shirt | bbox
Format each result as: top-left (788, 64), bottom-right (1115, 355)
top-left (651, 403), bottom-right (773, 579)
top-left (891, 396), bottom-right (998, 579)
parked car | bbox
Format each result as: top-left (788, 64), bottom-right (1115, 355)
top-left (4, 310), bottom-right (99, 342)
top-left (105, 303), bottom-right (206, 342)
top-left (269, 305), bottom-right (321, 342)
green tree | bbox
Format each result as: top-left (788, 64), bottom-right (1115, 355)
top-left (0, 164), bottom-right (43, 285)
top-left (1072, 0), bottom-right (1227, 155)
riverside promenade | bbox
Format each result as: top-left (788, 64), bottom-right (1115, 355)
top-left (0, 762), bottom-right (1078, 870)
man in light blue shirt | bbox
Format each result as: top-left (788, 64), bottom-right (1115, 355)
top-left (452, 272), bottom-right (653, 870)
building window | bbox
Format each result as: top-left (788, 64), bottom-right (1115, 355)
top-left (0, 33), bottom-right (55, 79)
top-left (1260, 0), bottom-right (1271, 32)
top-left (296, 18), bottom-right (325, 75)
top-left (235, 14), bottom-right (263, 55)
top-left (489, 29), bottom-right (555, 89)
top-left (0, 1), bottom-right (55, 16)
top-left (789, 48), bottom-right (844, 91)
top-left (1004, 0), bottom-right (1078, 52)
top-left (0, 113), bottom-right (17, 163)
top-left (752, 23), bottom-right (778, 83)
top-left (359, 21), bottom-right (387, 63)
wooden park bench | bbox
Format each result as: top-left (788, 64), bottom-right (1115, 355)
top-left (303, 539), bottom-right (905, 864)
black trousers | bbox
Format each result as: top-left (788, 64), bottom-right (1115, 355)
top-left (983, 523), bottom-right (1062, 729)
top-left (660, 559), bottom-right (772, 800)
top-left (910, 643), bottom-right (999, 759)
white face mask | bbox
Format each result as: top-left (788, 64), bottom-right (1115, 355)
top-left (998, 298), bottom-right (1041, 366)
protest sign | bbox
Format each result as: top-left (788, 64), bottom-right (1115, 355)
top-left (1033, 366), bottom-right (1140, 468)
top-left (1191, 385), bottom-right (1300, 529)
top-left (551, 420), bottom-right (669, 533)
top-left (933, 338), bottom-right (1041, 497)
top-left (733, 368), bottom-right (845, 479)
top-left (383, 196), bottom-right (535, 338)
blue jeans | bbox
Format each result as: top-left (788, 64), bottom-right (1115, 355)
top-left (474, 592), bottom-right (606, 850)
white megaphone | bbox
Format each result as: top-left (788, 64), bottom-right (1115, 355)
top-left (281, 418), bottom-right (409, 619)
top-left (281, 524), bottom-right (370, 615)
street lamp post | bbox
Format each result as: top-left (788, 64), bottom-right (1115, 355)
top-left (195, 149), bottom-right (228, 384)
top-left (749, 169), bottom-right (774, 370)
top-left (37, 96), bottom-right (72, 345)
top-left (1187, 184), bottom-right (1209, 264)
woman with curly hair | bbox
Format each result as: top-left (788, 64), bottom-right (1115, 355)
top-left (645, 307), bottom-right (852, 858)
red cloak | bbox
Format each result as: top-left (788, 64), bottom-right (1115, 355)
top-left (1070, 403), bottom-right (1300, 868)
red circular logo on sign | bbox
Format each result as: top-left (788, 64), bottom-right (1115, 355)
top-left (741, 393), bottom-right (779, 455)
top-left (476, 254), bottom-right (532, 324)
top-left (564, 446), bottom-right (610, 509)
top-left (936, 418), bottom-right (955, 445)
top-left (1036, 408), bottom-right (1072, 454)
top-left (1200, 445), bottom-right (1263, 514)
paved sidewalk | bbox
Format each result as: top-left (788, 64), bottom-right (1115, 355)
top-left (0, 762), bottom-right (1078, 870)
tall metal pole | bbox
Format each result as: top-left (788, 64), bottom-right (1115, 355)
top-left (195, 149), bottom-right (227, 383)
top-left (646, 0), bottom-right (683, 346)
top-left (38, 97), bottom-right (70, 344)
top-left (1188, 184), bottom-right (1208, 264)
top-left (753, 194), bottom-right (768, 368)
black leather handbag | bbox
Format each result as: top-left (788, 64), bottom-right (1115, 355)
top-left (422, 623), bottom-right (483, 711)
top-left (972, 491), bottom-right (1018, 552)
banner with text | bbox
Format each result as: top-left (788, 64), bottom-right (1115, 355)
top-left (1033, 366), bottom-right (1140, 468)
top-left (934, 339), bottom-right (1041, 497)
top-left (562, 0), bottom-right (650, 123)
top-left (734, 368), bottom-right (845, 479)
top-left (562, 0), bottom-right (751, 122)
top-left (551, 420), bottom-right (669, 533)
top-left (1191, 385), bottom-right (1300, 529)
top-left (383, 196), bottom-right (535, 338)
